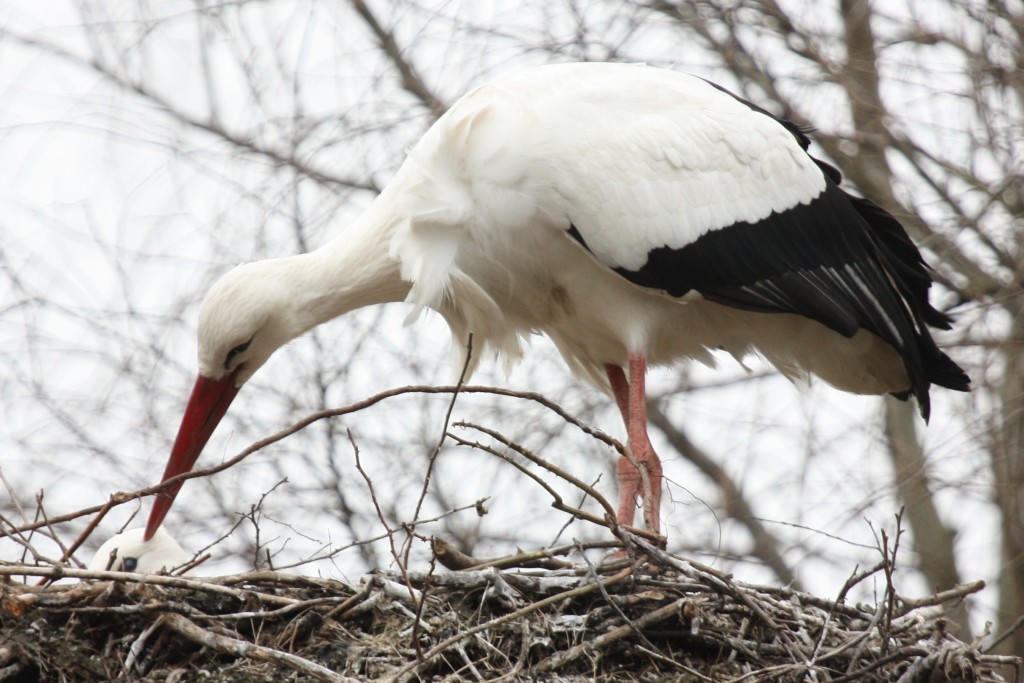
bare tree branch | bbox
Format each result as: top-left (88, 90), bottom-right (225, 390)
top-left (647, 402), bottom-right (802, 590)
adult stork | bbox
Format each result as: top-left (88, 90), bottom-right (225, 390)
top-left (144, 62), bottom-right (968, 541)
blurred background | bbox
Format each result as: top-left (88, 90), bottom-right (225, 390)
top-left (1, 0), bottom-right (1020, 655)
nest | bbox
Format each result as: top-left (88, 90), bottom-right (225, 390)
top-left (1, 535), bottom-right (1018, 683)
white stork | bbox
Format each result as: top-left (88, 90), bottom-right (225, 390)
top-left (144, 62), bottom-right (968, 541)
top-left (88, 528), bottom-right (190, 574)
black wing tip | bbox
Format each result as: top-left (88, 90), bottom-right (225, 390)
top-left (900, 347), bottom-right (971, 422)
top-left (846, 188), bottom-right (971, 420)
top-left (927, 355), bottom-right (972, 393)
top-left (924, 307), bottom-right (955, 330)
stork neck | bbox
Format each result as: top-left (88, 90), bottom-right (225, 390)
top-left (292, 201), bottom-right (410, 333)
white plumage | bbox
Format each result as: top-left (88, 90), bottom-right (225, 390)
top-left (88, 528), bottom-right (190, 574)
top-left (145, 62), bottom-right (968, 541)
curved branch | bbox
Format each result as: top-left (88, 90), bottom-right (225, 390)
top-left (3, 30), bottom-right (378, 193)
top-left (646, 401), bottom-right (802, 590)
top-left (348, 0), bottom-right (447, 118)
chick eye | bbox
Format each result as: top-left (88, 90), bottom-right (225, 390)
top-left (122, 557), bottom-right (139, 572)
top-left (224, 335), bottom-right (254, 370)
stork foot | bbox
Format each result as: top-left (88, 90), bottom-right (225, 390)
top-left (616, 439), bottom-right (663, 533)
top-left (606, 356), bottom-right (664, 535)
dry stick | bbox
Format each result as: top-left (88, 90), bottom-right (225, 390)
top-left (627, 535), bottom-right (781, 631)
top-left (68, 597), bottom-right (346, 622)
top-left (2, 384), bottom-right (621, 539)
top-left (578, 545), bottom-right (643, 634)
top-left (349, 431), bottom-right (403, 576)
top-left (808, 560), bottom-right (885, 665)
top-left (739, 581), bottom-right (873, 621)
top-left (65, 601), bottom-right (205, 619)
top-left (4, 31), bottom-right (376, 194)
top-left (386, 566), bottom-right (634, 683)
top-left (324, 580), bottom-right (375, 621)
top-left (409, 553), bottom-right (438, 661)
top-left (896, 580), bottom-right (985, 615)
top-left (123, 618), bottom-right (163, 675)
top-left (347, 0), bottom-right (446, 117)
top-left (0, 514), bottom-right (60, 567)
top-left (550, 476), bottom-right (603, 548)
top-left (489, 619), bottom-right (532, 683)
top-left (35, 492), bottom-right (74, 565)
top-left (0, 565), bottom-right (298, 606)
top-left (574, 542), bottom-right (682, 672)
top-left (350, 428), bottom-right (430, 663)
top-left (452, 421), bottom-right (618, 523)
top-left (986, 610), bottom-right (1024, 654)
top-left (431, 537), bottom-right (611, 572)
top-left (451, 421), bottom-right (662, 545)
top-left (37, 498), bottom-right (118, 587)
top-left (845, 599), bottom-right (890, 675)
top-left (270, 501), bottom-right (488, 573)
top-left (726, 661), bottom-right (831, 682)
top-left (402, 335), bottom-right (474, 567)
top-left (529, 596), bottom-right (687, 674)
top-left (636, 645), bottom-right (712, 680)
top-left (445, 433), bottom-right (613, 530)
top-left (878, 512), bottom-right (905, 657)
top-left (827, 645), bottom-right (931, 683)
top-left (161, 612), bottom-right (359, 683)
top-left (208, 570), bottom-right (348, 589)
top-left (633, 534), bottom-right (815, 665)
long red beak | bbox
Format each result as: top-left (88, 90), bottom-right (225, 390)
top-left (144, 372), bottom-right (241, 540)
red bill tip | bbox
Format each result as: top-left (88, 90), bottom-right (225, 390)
top-left (145, 372), bottom-right (241, 540)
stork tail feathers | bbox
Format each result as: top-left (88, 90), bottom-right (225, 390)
top-left (850, 194), bottom-right (970, 413)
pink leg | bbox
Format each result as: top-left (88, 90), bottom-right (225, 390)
top-left (605, 353), bottom-right (663, 533)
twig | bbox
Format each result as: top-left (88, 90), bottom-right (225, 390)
top-left (0, 565), bottom-right (297, 606)
top-left (403, 334), bottom-right (474, 566)
top-left (450, 421), bottom-right (663, 547)
top-left (162, 612), bottom-right (359, 683)
top-left (1, 384), bottom-right (621, 540)
top-left (2, 30), bottom-right (377, 193)
top-left (984, 609), bottom-right (1024, 654)
top-left (387, 566), bottom-right (634, 682)
top-left (530, 597), bottom-right (686, 674)
top-left (122, 617), bottom-right (164, 675)
top-left (897, 580), bottom-right (986, 615)
top-left (430, 536), bottom-right (586, 571)
top-left (452, 421), bottom-right (620, 524)
top-left (809, 561), bottom-right (885, 664)
top-left (347, 0), bottom-right (446, 117)
top-left (445, 431), bottom-right (614, 531)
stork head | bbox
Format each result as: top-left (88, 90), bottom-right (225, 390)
top-left (145, 260), bottom-right (304, 540)
top-left (88, 528), bottom-right (190, 574)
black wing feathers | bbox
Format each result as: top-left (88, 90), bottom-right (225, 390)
top-left (846, 194), bottom-right (953, 330)
top-left (572, 177), bottom-right (969, 420)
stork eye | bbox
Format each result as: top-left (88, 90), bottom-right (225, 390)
top-left (224, 335), bottom-right (254, 370)
top-left (122, 557), bottom-right (139, 572)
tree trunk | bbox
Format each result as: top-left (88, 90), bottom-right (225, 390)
top-left (883, 397), bottom-right (969, 637)
top-left (991, 308), bottom-right (1024, 655)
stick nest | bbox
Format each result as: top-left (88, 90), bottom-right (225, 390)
top-left (1, 541), bottom-right (1017, 683)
